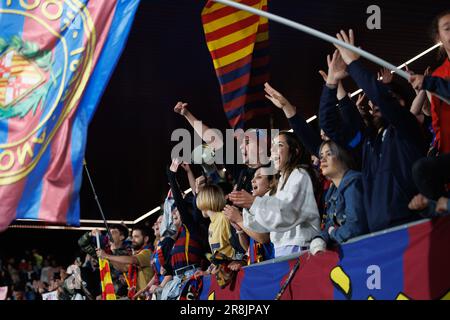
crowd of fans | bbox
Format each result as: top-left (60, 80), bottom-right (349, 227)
top-left (1, 10), bottom-right (449, 301)
top-left (0, 249), bottom-right (98, 300)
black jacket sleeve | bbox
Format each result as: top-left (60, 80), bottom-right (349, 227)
top-left (423, 76), bottom-right (450, 100)
top-left (287, 112), bottom-right (322, 157)
top-left (347, 59), bottom-right (422, 140)
top-left (319, 85), bottom-right (365, 149)
top-left (166, 167), bottom-right (193, 228)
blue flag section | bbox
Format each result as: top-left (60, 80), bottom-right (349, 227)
top-left (0, 0), bottom-right (141, 231)
top-left (199, 216), bottom-right (450, 300)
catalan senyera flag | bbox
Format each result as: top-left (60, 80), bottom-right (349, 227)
top-left (99, 258), bottom-right (116, 300)
top-left (200, 216), bottom-right (450, 300)
top-left (202, 0), bottom-right (271, 129)
top-left (0, 0), bottom-right (141, 231)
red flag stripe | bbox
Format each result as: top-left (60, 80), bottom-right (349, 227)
top-left (209, 34), bottom-right (257, 60)
top-left (221, 72), bottom-right (251, 94)
top-left (216, 54), bottom-right (253, 76)
top-left (202, 0), bottom-right (263, 24)
top-left (204, 15), bottom-right (259, 42)
top-left (224, 91), bottom-right (267, 112)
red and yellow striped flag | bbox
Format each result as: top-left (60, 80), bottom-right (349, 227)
top-left (202, 0), bottom-right (271, 129)
top-left (99, 258), bottom-right (116, 300)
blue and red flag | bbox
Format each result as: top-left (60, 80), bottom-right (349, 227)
top-left (199, 216), bottom-right (450, 300)
top-left (0, 0), bottom-right (141, 231)
top-left (202, 0), bottom-right (271, 129)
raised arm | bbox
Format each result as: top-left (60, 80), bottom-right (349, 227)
top-left (180, 163), bottom-right (197, 196)
top-left (334, 30), bottom-right (422, 138)
top-left (319, 50), bottom-right (364, 147)
top-left (264, 82), bottom-right (322, 157)
top-left (166, 159), bottom-right (193, 228)
top-left (419, 75), bottom-right (450, 100)
top-left (410, 90), bottom-right (429, 117)
top-left (174, 102), bottom-right (223, 150)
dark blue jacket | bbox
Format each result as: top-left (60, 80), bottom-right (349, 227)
top-left (287, 113), bottom-right (322, 157)
top-left (423, 76), bottom-right (450, 99)
top-left (320, 170), bottom-right (368, 244)
top-left (320, 59), bottom-right (426, 232)
top-left (318, 89), bottom-right (364, 169)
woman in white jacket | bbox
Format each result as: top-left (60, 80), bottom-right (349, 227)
top-left (229, 131), bottom-right (321, 258)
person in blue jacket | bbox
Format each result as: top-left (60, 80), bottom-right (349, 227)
top-left (310, 140), bottom-right (368, 254)
top-left (319, 30), bottom-right (427, 233)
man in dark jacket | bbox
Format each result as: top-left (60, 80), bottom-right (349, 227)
top-left (319, 30), bottom-right (426, 232)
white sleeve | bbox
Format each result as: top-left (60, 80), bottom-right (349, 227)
top-left (249, 169), bottom-right (318, 232)
top-left (242, 208), bottom-right (271, 233)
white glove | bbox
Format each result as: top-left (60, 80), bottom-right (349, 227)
top-left (310, 237), bottom-right (326, 255)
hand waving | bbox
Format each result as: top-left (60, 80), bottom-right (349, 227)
top-left (334, 29), bottom-right (360, 65)
top-left (325, 50), bottom-right (349, 85)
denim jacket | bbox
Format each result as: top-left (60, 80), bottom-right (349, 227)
top-left (320, 170), bottom-right (368, 244)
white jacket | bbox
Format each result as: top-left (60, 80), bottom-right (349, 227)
top-left (243, 168), bottom-right (320, 249)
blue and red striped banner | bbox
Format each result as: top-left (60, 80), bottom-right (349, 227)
top-left (199, 216), bottom-right (450, 300)
top-left (202, 0), bottom-right (271, 129)
top-left (0, 0), bottom-right (140, 231)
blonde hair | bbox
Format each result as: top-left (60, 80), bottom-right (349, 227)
top-left (196, 184), bottom-right (226, 212)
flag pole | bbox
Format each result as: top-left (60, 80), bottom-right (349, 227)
top-left (275, 257), bottom-right (301, 300)
top-left (83, 159), bottom-right (113, 240)
top-left (212, 0), bottom-right (450, 104)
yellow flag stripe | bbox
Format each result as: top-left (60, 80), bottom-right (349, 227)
top-left (210, 43), bottom-right (255, 69)
top-left (203, 4), bottom-right (263, 33)
top-left (207, 22), bottom-right (259, 51)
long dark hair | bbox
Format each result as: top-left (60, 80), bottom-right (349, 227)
top-left (430, 10), bottom-right (450, 60)
top-left (277, 131), bottom-right (319, 195)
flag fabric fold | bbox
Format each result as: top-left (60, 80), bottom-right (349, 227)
top-left (199, 216), bottom-right (450, 300)
top-left (99, 258), bottom-right (117, 300)
top-left (202, 0), bottom-right (271, 129)
top-left (0, 0), bottom-right (141, 231)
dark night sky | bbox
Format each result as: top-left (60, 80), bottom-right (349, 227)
top-left (3, 0), bottom-right (448, 251)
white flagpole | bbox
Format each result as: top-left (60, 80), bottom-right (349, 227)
top-left (212, 0), bottom-right (410, 79)
top-left (212, 0), bottom-right (450, 104)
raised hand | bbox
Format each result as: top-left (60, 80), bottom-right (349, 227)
top-left (377, 68), bottom-right (393, 84)
top-left (264, 82), bottom-right (293, 109)
top-left (326, 50), bottom-right (348, 85)
top-left (195, 175), bottom-right (206, 194)
top-left (173, 101), bottom-right (189, 116)
top-left (264, 82), bottom-right (296, 118)
top-left (334, 29), bottom-right (360, 65)
top-left (96, 249), bottom-right (107, 259)
top-left (356, 93), bottom-right (366, 108)
top-left (318, 70), bottom-right (328, 83)
top-left (169, 158), bottom-right (182, 173)
top-left (90, 228), bottom-right (100, 237)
